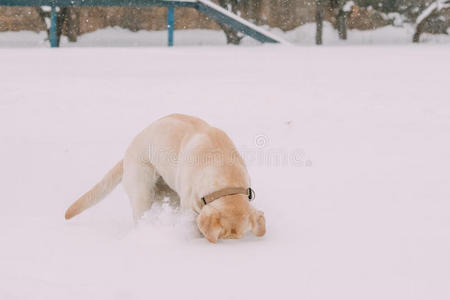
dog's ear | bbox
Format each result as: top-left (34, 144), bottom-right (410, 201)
top-left (250, 210), bottom-right (266, 237)
top-left (197, 210), bottom-right (222, 243)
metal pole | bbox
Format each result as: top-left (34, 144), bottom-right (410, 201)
top-left (168, 5), bottom-right (174, 47)
top-left (50, 6), bottom-right (58, 47)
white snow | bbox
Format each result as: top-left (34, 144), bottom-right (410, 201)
top-left (343, 0), bottom-right (355, 12)
top-left (1, 21), bottom-right (450, 48)
top-left (1, 35), bottom-right (450, 299)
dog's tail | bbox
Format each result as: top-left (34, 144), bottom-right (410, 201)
top-left (65, 160), bottom-right (123, 220)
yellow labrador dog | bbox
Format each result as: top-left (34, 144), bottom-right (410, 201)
top-left (65, 114), bottom-right (266, 242)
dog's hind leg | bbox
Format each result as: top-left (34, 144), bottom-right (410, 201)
top-left (122, 159), bottom-right (160, 222)
top-left (155, 176), bottom-right (180, 208)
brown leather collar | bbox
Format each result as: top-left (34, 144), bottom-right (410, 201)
top-left (201, 187), bottom-right (255, 205)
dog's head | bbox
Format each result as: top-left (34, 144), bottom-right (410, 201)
top-left (196, 195), bottom-right (266, 243)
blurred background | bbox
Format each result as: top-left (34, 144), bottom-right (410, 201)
top-left (0, 0), bottom-right (449, 46)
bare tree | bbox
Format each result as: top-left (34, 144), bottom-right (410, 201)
top-left (60, 8), bottom-right (80, 42)
top-left (315, 0), bottom-right (325, 45)
top-left (413, 0), bottom-right (450, 43)
top-left (218, 0), bottom-right (244, 45)
top-left (315, 0), bottom-right (349, 45)
top-left (336, 0), bottom-right (347, 40)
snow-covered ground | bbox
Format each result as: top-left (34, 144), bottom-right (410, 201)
top-left (0, 22), bottom-right (449, 47)
top-left (1, 44), bottom-right (450, 299)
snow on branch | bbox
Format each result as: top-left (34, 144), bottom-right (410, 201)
top-left (416, 0), bottom-right (450, 24)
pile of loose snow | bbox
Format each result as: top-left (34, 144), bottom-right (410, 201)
top-left (1, 46), bottom-right (450, 299)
